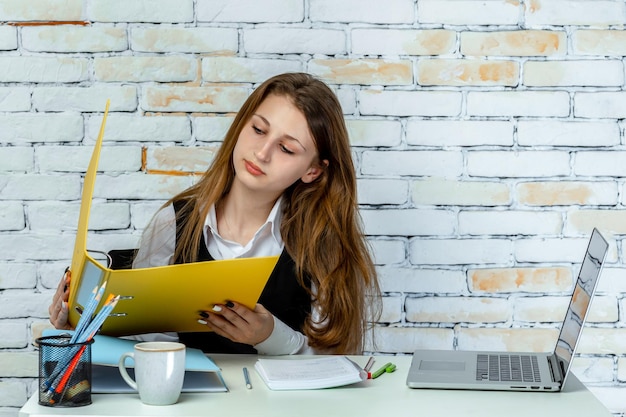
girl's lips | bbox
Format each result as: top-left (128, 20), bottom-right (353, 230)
top-left (244, 160), bottom-right (264, 176)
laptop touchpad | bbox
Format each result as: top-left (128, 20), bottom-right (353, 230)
top-left (419, 360), bottom-right (465, 372)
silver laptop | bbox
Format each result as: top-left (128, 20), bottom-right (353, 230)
top-left (406, 228), bottom-right (608, 392)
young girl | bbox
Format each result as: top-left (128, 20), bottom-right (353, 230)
top-left (49, 72), bottom-right (381, 355)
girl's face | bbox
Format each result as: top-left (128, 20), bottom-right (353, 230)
top-left (231, 94), bottom-right (325, 199)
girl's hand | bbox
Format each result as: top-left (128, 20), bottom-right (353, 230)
top-left (48, 269), bottom-right (73, 330)
top-left (198, 301), bottom-right (274, 346)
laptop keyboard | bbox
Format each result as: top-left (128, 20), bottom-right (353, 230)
top-left (476, 354), bottom-right (541, 382)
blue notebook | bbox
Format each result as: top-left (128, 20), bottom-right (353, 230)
top-left (41, 330), bottom-right (228, 393)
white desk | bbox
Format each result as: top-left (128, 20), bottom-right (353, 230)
top-left (20, 355), bottom-right (613, 417)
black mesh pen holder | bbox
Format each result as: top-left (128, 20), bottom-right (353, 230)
top-left (36, 335), bottom-right (94, 407)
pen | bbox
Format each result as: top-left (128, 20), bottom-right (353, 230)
top-left (243, 367), bottom-right (252, 389)
top-left (371, 362), bottom-right (395, 379)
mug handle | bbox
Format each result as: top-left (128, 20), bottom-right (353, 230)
top-left (118, 352), bottom-right (138, 391)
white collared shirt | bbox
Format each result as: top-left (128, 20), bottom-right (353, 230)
top-left (204, 198), bottom-right (284, 260)
top-left (132, 199), bottom-right (316, 355)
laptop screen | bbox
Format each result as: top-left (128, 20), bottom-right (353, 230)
top-left (554, 228), bottom-right (608, 381)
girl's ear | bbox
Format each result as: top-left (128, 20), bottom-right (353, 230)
top-left (301, 159), bottom-right (329, 184)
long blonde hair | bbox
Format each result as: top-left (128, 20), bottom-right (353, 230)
top-left (170, 73), bottom-right (380, 354)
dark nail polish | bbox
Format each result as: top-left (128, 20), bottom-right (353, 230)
top-left (199, 311), bottom-right (209, 319)
top-left (225, 301), bottom-right (234, 308)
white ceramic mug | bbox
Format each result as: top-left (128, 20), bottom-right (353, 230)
top-left (118, 341), bottom-right (186, 406)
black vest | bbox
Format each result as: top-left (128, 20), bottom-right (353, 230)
top-left (173, 200), bottom-right (311, 353)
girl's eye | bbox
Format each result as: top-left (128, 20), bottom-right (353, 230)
top-left (253, 125), bottom-right (264, 135)
top-left (280, 144), bottom-right (294, 155)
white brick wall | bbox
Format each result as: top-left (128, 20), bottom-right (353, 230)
top-left (1, 0), bottom-right (626, 416)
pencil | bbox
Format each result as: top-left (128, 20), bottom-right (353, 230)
top-left (71, 283), bottom-right (106, 344)
top-left (77, 294), bottom-right (119, 343)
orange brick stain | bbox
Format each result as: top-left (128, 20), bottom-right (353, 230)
top-left (313, 59), bottom-right (412, 85)
top-left (145, 87), bottom-right (217, 108)
top-left (141, 146), bottom-right (217, 176)
top-left (518, 182), bottom-right (594, 206)
top-left (419, 60), bottom-right (518, 86)
top-left (477, 61), bottom-right (517, 83)
top-left (471, 267), bottom-right (572, 293)
top-left (504, 31), bottom-right (560, 54)
top-left (463, 31), bottom-right (564, 57)
top-left (403, 30), bottom-right (456, 55)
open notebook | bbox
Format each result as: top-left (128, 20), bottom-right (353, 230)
top-left (66, 101), bottom-right (279, 335)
